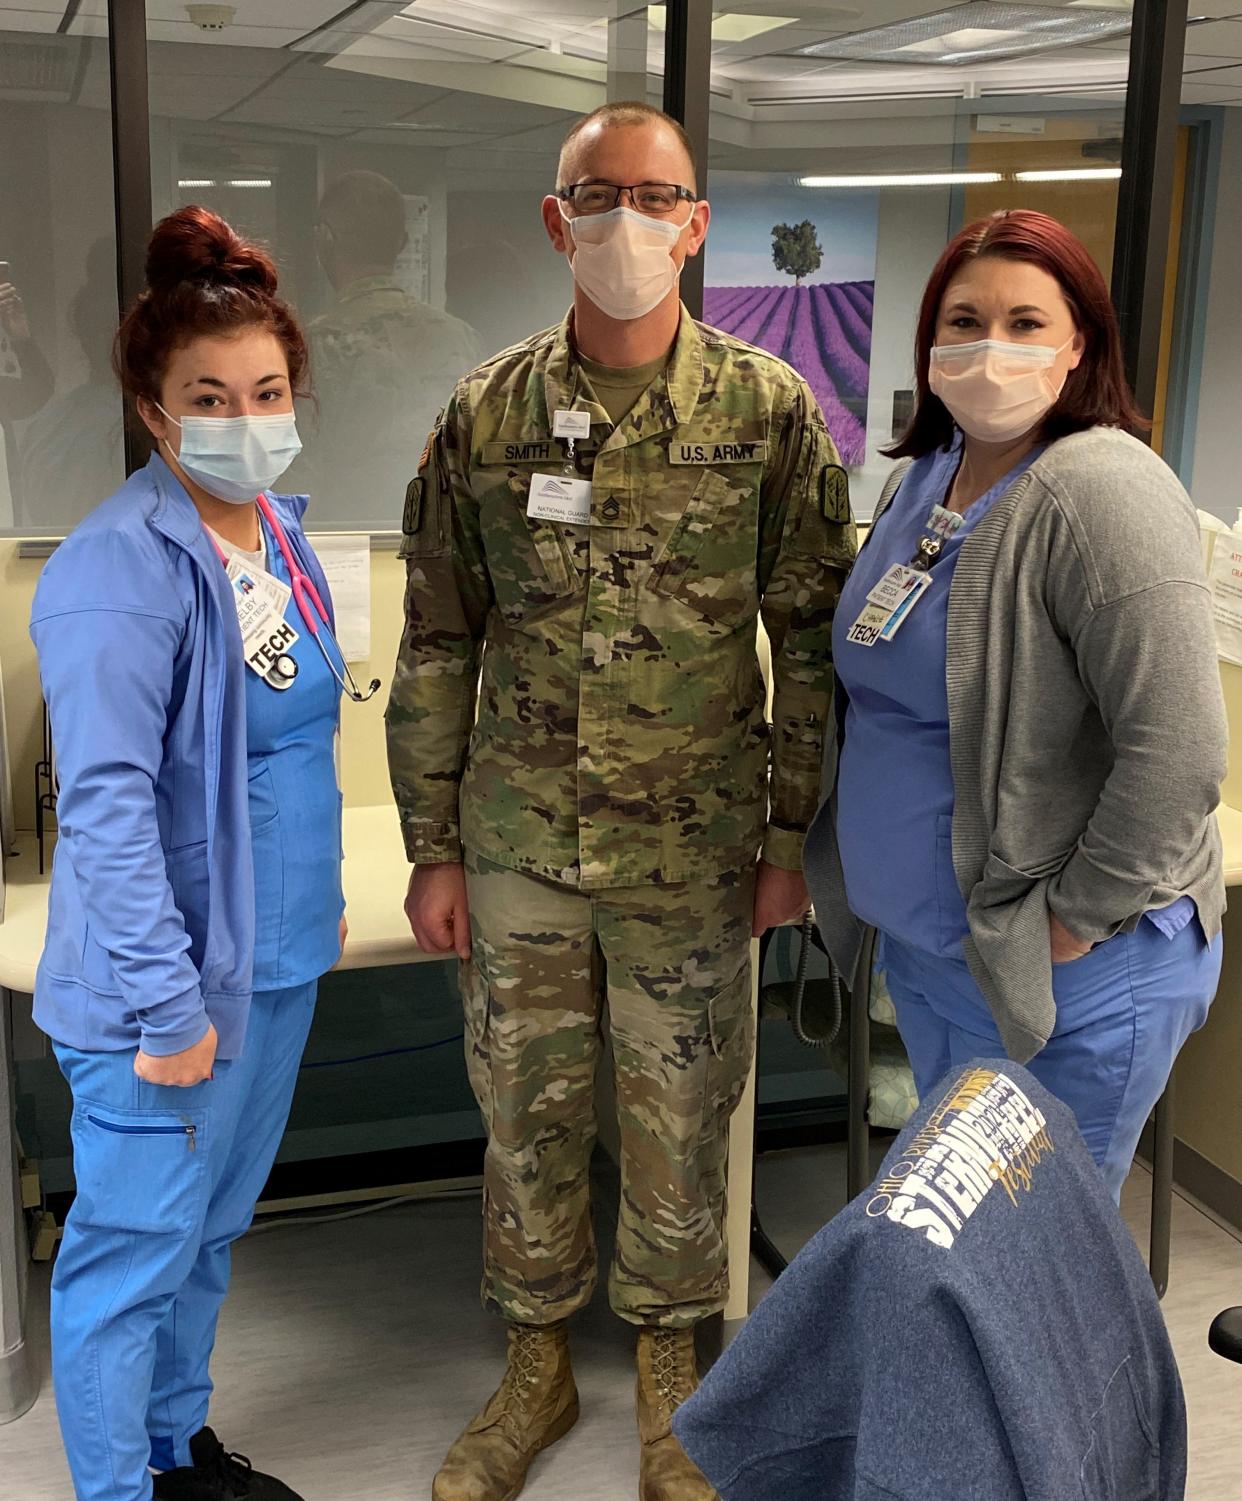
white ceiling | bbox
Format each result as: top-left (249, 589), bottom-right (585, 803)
top-left (1, 2), bottom-right (1241, 169)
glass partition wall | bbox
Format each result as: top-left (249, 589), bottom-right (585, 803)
top-left (0, 2), bottom-right (1229, 534)
top-left (0, 3), bottom-right (120, 532)
top-left (701, 2), bottom-right (1136, 515)
top-left (2, 1), bottom-right (667, 534)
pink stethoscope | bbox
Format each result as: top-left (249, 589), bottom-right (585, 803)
top-left (208, 494), bottom-right (380, 701)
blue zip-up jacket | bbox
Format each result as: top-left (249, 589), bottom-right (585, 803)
top-left (30, 453), bottom-right (334, 1060)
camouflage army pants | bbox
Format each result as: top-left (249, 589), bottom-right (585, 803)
top-left (460, 851), bottom-right (757, 1329)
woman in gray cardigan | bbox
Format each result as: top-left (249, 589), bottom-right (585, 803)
top-left (805, 210), bottom-right (1226, 1200)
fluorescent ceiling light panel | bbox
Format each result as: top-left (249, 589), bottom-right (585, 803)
top-left (712, 14), bottom-right (799, 43)
top-left (1014, 166), bottom-right (1122, 180)
top-left (799, 3), bottom-right (1132, 66)
top-left (899, 27), bottom-right (1030, 57)
top-left (648, 9), bottom-right (796, 42)
top-left (800, 171), bottom-right (1004, 187)
top-left (179, 178), bottom-right (272, 188)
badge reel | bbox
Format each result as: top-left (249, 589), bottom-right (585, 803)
top-left (527, 410), bottom-right (594, 527)
top-left (844, 505), bottom-right (963, 649)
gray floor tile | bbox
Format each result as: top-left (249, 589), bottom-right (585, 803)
top-left (2, 1149), bottom-right (1239, 1498)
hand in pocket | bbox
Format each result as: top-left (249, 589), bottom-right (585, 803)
top-left (1049, 912), bottom-right (1093, 965)
top-left (134, 1023), bottom-right (219, 1086)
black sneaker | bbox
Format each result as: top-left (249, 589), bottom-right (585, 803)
top-left (151, 1427), bottom-right (304, 1500)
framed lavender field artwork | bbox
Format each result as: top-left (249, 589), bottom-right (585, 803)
top-left (704, 178), bottom-right (878, 468)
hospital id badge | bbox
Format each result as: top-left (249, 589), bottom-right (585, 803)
top-left (528, 472), bottom-right (593, 526)
top-left (866, 564), bottom-right (923, 614)
top-left (226, 555), bottom-right (290, 617)
top-left (846, 568), bottom-right (931, 647)
top-left (230, 570), bottom-right (299, 678)
top-left (879, 571), bottom-right (931, 640)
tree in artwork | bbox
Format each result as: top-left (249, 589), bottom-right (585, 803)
top-left (771, 220), bottom-right (823, 287)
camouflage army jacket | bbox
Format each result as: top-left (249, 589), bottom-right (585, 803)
top-left (386, 305), bottom-right (855, 889)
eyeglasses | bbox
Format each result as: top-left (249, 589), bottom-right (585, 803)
top-left (558, 182), bottom-right (697, 216)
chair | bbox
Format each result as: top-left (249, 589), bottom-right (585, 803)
top-left (680, 1060), bottom-right (1188, 1501)
top-left (753, 918), bottom-right (1178, 1298)
top-left (1209, 1307), bottom-right (1242, 1364)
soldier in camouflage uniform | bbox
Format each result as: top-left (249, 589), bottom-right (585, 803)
top-left (283, 170), bottom-right (482, 513)
top-left (386, 103), bottom-right (855, 1501)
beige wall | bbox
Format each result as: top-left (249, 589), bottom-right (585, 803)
top-left (1, 545), bottom-right (45, 831)
top-left (1, 541), bottom-right (408, 833)
top-left (1176, 656), bottom-right (1242, 1184)
top-left (1176, 903), bottom-right (1242, 1183)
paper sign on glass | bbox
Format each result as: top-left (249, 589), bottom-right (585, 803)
top-left (1209, 528), bottom-right (1242, 667)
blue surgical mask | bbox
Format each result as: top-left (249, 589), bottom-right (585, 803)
top-left (157, 405), bottom-right (302, 504)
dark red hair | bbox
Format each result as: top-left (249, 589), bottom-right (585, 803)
top-left (114, 205), bottom-right (309, 403)
top-left (888, 209), bottom-right (1146, 458)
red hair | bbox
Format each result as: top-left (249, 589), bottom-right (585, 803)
top-left (888, 209), bottom-right (1146, 458)
top-left (114, 206), bottom-right (309, 403)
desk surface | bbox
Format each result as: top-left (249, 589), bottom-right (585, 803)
top-left (4, 803), bottom-right (1242, 994)
top-left (0, 805), bottom-right (430, 994)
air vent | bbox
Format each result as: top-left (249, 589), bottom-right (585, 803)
top-left (0, 39), bottom-right (76, 96)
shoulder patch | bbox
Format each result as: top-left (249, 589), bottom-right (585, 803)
top-left (820, 464), bottom-right (850, 524)
top-left (403, 476), bottom-right (424, 535)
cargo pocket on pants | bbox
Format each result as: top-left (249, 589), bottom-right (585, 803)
top-left (705, 961), bottom-right (756, 1122)
top-left (70, 1101), bottom-right (209, 1235)
top-left (460, 958), bottom-right (495, 1131)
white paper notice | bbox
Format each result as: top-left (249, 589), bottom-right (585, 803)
top-left (309, 534), bottom-right (371, 664)
top-left (1209, 528), bottom-right (1242, 666)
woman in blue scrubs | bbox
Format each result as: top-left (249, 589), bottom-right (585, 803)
top-left (30, 208), bottom-right (359, 1500)
top-left (806, 210), bottom-right (1225, 1202)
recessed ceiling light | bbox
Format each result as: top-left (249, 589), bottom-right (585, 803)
top-left (800, 171), bottom-right (1005, 188)
top-left (799, 3), bottom-right (1132, 66)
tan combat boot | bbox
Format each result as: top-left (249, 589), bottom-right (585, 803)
top-left (635, 1327), bottom-right (718, 1501)
top-left (433, 1322), bottom-right (579, 1501)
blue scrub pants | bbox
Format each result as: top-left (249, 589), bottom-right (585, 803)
top-left (881, 921), bottom-right (1221, 1202)
top-left (50, 983), bottom-right (317, 1501)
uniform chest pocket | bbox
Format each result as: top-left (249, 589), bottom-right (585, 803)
top-left (648, 469), bottom-right (759, 626)
top-left (482, 472), bottom-right (582, 626)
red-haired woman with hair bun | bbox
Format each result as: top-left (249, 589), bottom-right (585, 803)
top-left (807, 210), bottom-right (1226, 1202)
top-left (29, 207), bottom-right (366, 1500)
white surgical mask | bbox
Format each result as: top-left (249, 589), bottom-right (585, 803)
top-left (929, 337), bottom-right (1074, 444)
top-left (560, 204), bottom-right (686, 321)
top-left (157, 405), bottom-right (302, 504)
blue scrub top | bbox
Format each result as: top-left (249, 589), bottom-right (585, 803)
top-left (244, 519), bottom-right (344, 990)
top-left (834, 438), bottom-right (1043, 957)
